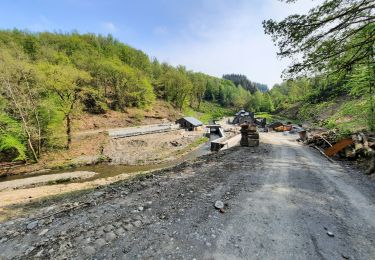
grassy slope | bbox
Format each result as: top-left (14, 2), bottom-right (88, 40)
top-left (254, 112), bottom-right (300, 124)
top-left (183, 101), bottom-right (235, 124)
top-left (277, 96), bottom-right (370, 133)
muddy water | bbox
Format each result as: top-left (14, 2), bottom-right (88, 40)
top-left (0, 135), bottom-right (218, 184)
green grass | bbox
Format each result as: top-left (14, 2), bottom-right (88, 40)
top-left (280, 96), bottom-right (372, 133)
top-left (183, 101), bottom-right (235, 124)
top-left (327, 99), bottom-right (370, 132)
top-left (46, 178), bottom-right (73, 185)
top-left (187, 136), bottom-right (209, 149)
top-left (175, 136), bottom-right (209, 156)
top-left (255, 112), bottom-right (300, 124)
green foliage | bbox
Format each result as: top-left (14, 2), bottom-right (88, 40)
top-left (160, 66), bottom-right (192, 110)
top-left (263, 0), bottom-right (374, 132)
top-left (0, 113), bottom-right (27, 161)
top-left (263, 0), bottom-right (374, 77)
top-left (184, 101), bottom-right (234, 124)
top-left (81, 88), bottom-right (108, 114)
top-left (346, 65), bottom-right (372, 97)
top-left (38, 100), bottom-right (67, 149)
top-left (187, 137), bottom-right (209, 149)
top-left (255, 112), bottom-right (296, 124)
top-left (223, 74), bottom-right (268, 93)
top-left (0, 29), bottom-right (275, 161)
top-left (0, 135), bottom-right (27, 161)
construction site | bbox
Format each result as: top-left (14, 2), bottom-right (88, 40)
top-left (0, 109), bottom-right (374, 259)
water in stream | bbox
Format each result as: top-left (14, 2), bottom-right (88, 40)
top-left (0, 134), bottom-right (219, 184)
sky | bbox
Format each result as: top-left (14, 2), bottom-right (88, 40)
top-left (0, 0), bottom-right (317, 88)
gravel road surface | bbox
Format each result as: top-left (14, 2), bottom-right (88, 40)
top-left (0, 132), bottom-right (374, 259)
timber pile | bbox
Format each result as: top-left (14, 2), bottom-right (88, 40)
top-left (305, 131), bottom-right (374, 157)
top-left (240, 124), bottom-right (259, 147)
top-left (346, 133), bottom-right (375, 158)
top-left (304, 130), bottom-right (339, 149)
top-left (303, 130), bottom-right (375, 174)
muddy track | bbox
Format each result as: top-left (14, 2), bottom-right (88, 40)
top-left (0, 133), bottom-right (374, 259)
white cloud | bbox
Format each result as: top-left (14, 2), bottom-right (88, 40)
top-left (148, 0), bottom-right (319, 88)
top-left (102, 22), bottom-right (117, 33)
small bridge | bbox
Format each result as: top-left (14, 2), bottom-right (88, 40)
top-left (206, 125), bottom-right (225, 138)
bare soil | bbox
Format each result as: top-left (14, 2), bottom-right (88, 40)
top-left (104, 130), bottom-right (204, 165)
top-left (74, 100), bottom-right (181, 132)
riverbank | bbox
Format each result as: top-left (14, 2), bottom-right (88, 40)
top-left (0, 126), bottom-right (206, 178)
top-left (0, 116), bottom-right (240, 221)
top-left (0, 131), bottom-right (211, 220)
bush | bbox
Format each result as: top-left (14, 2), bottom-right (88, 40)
top-left (81, 90), bottom-right (107, 114)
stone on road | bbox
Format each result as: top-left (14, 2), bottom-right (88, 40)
top-left (214, 200), bottom-right (224, 209)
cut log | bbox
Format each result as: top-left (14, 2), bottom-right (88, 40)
top-left (274, 126), bottom-right (284, 132)
top-left (324, 138), bottom-right (354, 157)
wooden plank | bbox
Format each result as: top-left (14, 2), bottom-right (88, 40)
top-left (314, 145), bottom-right (335, 163)
top-left (324, 138), bottom-right (354, 157)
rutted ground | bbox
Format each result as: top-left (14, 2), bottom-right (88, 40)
top-left (104, 129), bottom-right (204, 165)
top-left (0, 133), bottom-right (374, 259)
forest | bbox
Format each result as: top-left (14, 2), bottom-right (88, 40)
top-left (0, 30), bottom-right (271, 162)
top-left (222, 74), bottom-right (269, 93)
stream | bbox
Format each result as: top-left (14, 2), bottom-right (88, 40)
top-left (0, 134), bottom-right (219, 184)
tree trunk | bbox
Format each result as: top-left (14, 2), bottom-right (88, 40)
top-left (3, 77), bottom-right (38, 162)
top-left (22, 70), bottom-right (42, 155)
top-left (367, 31), bottom-right (374, 131)
top-left (66, 114), bottom-right (72, 149)
top-left (198, 95), bottom-right (202, 109)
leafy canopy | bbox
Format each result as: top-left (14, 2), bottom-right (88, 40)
top-left (263, 0), bottom-right (375, 77)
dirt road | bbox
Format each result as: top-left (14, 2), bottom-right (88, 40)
top-left (0, 133), bottom-right (374, 259)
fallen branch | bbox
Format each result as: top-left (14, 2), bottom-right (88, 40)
top-left (313, 145), bottom-right (335, 163)
top-left (318, 135), bottom-right (333, 147)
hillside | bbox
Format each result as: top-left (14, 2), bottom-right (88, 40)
top-left (0, 30), bottom-right (246, 162)
top-left (267, 75), bottom-right (374, 135)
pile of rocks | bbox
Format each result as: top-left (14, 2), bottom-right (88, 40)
top-left (240, 124), bottom-right (259, 147)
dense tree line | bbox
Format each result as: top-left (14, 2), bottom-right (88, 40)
top-left (0, 30), bottom-right (268, 162)
top-left (222, 74), bottom-right (269, 93)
